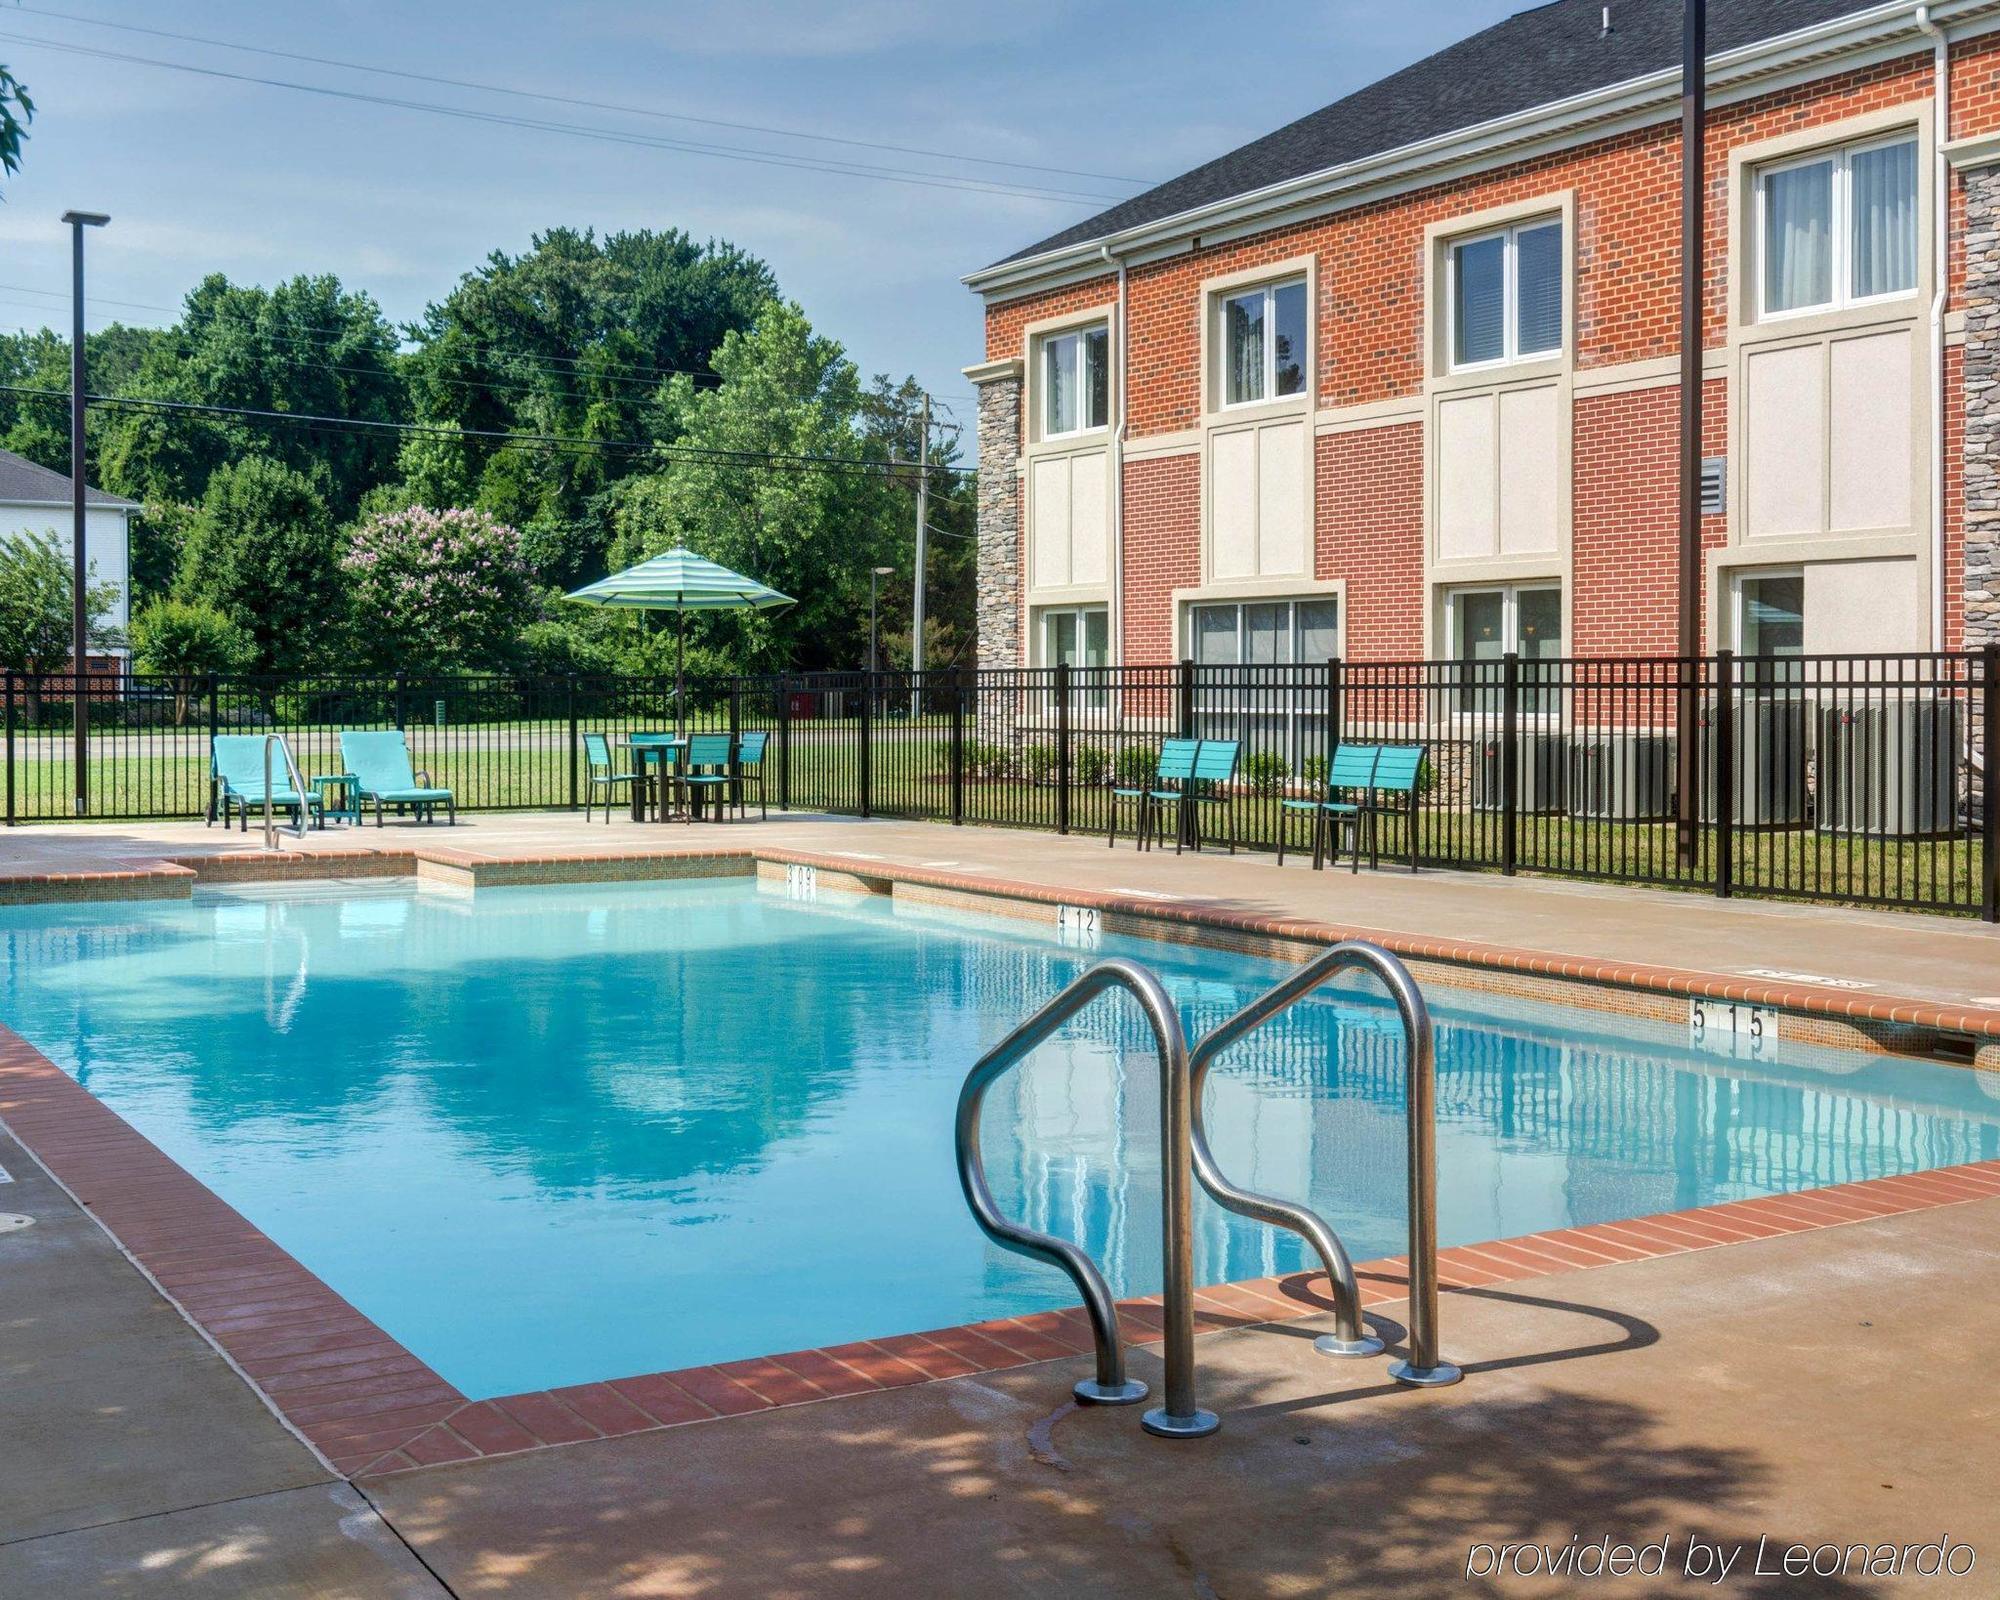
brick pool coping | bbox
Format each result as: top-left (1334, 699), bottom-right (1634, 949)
top-left (6, 1016), bottom-right (2000, 1482)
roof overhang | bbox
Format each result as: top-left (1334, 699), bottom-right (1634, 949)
top-left (966, 0), bottom-right (2000, 302)
top-left (0, 497), bottom-right (139, 513)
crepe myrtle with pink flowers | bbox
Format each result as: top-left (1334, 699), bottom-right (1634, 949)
top-left (342, 506), bottom-right (535, 673)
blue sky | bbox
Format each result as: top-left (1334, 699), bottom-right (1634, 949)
top-left (0, 1), bottom-right (1519, 434)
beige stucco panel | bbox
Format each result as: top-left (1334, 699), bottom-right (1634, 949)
top-left (1744, 343), bottom-right (1826, 540)
top-left (1256, 418), bottom-right (1309, 577)
top-left (1070, 452), bottom-right (1109, 587)
top-left (1029, 455), bottom-right (1073, 590)
top-left (1827, 327), bottom-right (1913, 535)
top-left (1209, 427), bottom-right (1257, 580)
top-left (1436, 391), bottom-right (1498, 561)
top-left (1803, 556), bottom-right (1924, 654)
top-left (1497, 383), bottom-right (1560, 558)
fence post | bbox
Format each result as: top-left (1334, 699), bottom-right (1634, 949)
top-left (1714, 650), bottom-right (1735, 898)
top-left (858, 672), bottom-right (874, 819)
top-left (1053, 661), bottom-right (1073, 835)
top-left (1500, 651), bottom-right (1520, 877)
top-left (777, 677), bottom-right (793, 813)
top-left (950, 665), bottom-right (967, 826)
top-left (1326, 656), bottom-right (1343, 759)
top-left (206, 677), bottom-right (221, 823)
top-left (1177, 657), bottom-right (1195, 739)
top-left (566, 677), bottom-right (580, 811)
top-left (4, 672), bottom-right (13, 827)
top-left (1983, 644), bottom-right (1999, 924)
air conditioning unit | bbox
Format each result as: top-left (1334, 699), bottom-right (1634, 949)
top-left (1816, 699), bottom-right (1961, 837)
top-left (1568, 733), bottom-right (1673, 820)
top-left (1474, 733), bottom-right (1567, 814)
top-left (1700, 694), bottom-right (1807, 827)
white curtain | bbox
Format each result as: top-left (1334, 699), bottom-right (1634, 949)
top-left (1763, 161), bottom-right (1833, 313)
top-left (1224, 294), bottom-right (1264, 405)
top-left (1850, 141), bottom-right (1918, 300)
top-left (1044, 334), bottom-right (1076, 435)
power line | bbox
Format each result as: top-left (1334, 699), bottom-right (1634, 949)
top-left (0, 30), bottom-right (1127, 205)
top-left (11, 4), bottom-right (1155, 189)
top-left (0, 382), bottom-right (981, 479)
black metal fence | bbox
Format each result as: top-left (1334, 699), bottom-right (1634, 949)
top-left (6, 649), bottom-right (1995, 919)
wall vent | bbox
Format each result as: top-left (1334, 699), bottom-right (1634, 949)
top-left (1700, 457), bottom-right (1727, 516)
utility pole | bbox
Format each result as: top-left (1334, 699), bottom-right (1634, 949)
top-left (63, 209), bottom-right (109, 818)
top-left (912, 391), bottom-right (930, 718)
top-left (1674, 0), bottom-right (1706, 870)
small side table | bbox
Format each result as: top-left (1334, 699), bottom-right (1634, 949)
top-left (313, 773), bottom-right (362, 827)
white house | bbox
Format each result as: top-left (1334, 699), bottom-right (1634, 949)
top-left (0, 447), bottom-right (136, 664)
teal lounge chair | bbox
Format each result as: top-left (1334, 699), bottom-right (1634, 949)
top-left (338, 730), bottom-right (455, 826)
top-left (210, 734), bottom-right (320, 831)
top-left (582, 731), bottom-right (639, 824)
top-left (1109, 738), bottom-right (1199, 852)
top-left (1185, 739), bottom-right (1241, 854)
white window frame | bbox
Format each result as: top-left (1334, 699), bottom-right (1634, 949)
top-left (1035, 603), bottom-right (1110, 712)
top-left (1754, 133), bottom-right (1920, 324)
top-left (1216, 278), bottom-right (1309, 411)
top-left (1039, 324), bottom-right (1109, 440)
top-left (1443, 583), bottom-right (1563, 719)
top-left (1446, 217), bottom-right (1564, 373)
top-left (1184, 594), bottom-right (1342, 768)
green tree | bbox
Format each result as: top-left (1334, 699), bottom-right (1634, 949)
top-left (404, 228), bottom-right (776, 590)
top-left (342, 505), bottom-right (534, 673)
top-left (605, 301), bottom-right (909, 673)
top-left (98, 275), bottom-right (405, 518)
top-left (0, 533), bottom-right (117, 719)
top-left (0, 65), bottom-right (30, 192)
top-left (175, 457), bottom-right (342, 675)
top-left (129, 597), bottom-right (250, 725)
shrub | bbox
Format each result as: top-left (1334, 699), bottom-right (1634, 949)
top-left (1023, 742), bottom-right (1060, 782)
top-left (1073, 743), bottom-right (1111, 785)
top-left (1114, 745), bottom-right (1156, 787)
top-left (966, 740), bottom-right (1011, 779)
top-left (1301, 755), bottom-right (1329, 791)
top-left (1243, 751), bottom-right (1289, 797)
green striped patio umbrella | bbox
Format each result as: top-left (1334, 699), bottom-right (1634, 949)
top-left (566, 548), bottom-right (794, 734)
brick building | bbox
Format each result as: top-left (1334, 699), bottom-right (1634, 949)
top-left (964, 0), bottom-right (2000, 678)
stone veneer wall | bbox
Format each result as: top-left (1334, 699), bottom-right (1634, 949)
top-left (1965, 164), bottom-right (2000, 652)
top-left (974, 371), bottom-right (1022, 672)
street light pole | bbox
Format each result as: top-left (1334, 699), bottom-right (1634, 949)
top-left (1674, 1), bottom-right (1705, 869)
top-left (63, 209), bottom-right (109, 818)
top-left (912, 391), bottom-right (930, 717)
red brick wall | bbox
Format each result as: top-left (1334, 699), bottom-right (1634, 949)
top-left (1119, 454), bottom-right (1201, 664)
top-left (1315, 425), bottom-right (1423, 661)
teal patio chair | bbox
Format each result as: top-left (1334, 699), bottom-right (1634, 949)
top-left (338, 730), bottom-right (455, 826)
top-left (209, 734), bottom-right (319, 832)
top-left (1185, 739), bottom-right (1241, 854)
top-left (1279, 743), bottom-right (1378, 870)
top-left (1108, 738), bottom-right (1199, 852)
top-left (582, 731), bottom-right (639, 824)
top-left (675, 732), bottom-right (735, 822)
top-left (1360, 744), bottom-right (1425, 873)
top-left (731, 730), bottom-right (769, 819)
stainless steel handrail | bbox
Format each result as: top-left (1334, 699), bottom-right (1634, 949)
top-left (261, 733), bottom-right (310, 851)
top-left (1188, 939), bottom-right (1461, 1387)
top-left (955, 957), bottom-right (1218, 1439)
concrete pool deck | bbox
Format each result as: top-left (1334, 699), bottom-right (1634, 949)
top-left (6, 1103), bottom-right (1999, 1596)
top-left (3, 811), bottom-right (2000, 1594)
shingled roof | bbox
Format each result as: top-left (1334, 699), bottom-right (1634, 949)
top-left (0, 448), bottom-right (137, 509)
top-left (992, 0), bottom-right (1892, 269)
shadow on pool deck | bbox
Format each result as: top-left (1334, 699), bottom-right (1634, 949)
top-left (360, 1197), bottom-right (2000, 1599)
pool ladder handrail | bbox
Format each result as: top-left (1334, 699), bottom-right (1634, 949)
top-left (261, 733), bottom-right (310, 851)
top-left (954, 957), bottom-right (1219, 1439)
top-left (1189, 938), bottom-right (1461, 1387)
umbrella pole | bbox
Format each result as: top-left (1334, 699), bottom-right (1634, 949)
top-left (676, 609), bottom-right (686, 739)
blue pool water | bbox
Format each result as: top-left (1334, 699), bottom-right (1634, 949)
top-left (1, 876), bottom-right (1994, 1398)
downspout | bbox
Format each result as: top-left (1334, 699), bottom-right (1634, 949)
top-left (1918, 4), bottom-right (1949, 651)
top-left (1102, 245), bottom-right (1129, 670)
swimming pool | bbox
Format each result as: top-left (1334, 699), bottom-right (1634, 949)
top-left (1, 876), bottom-right (1992, 1398)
